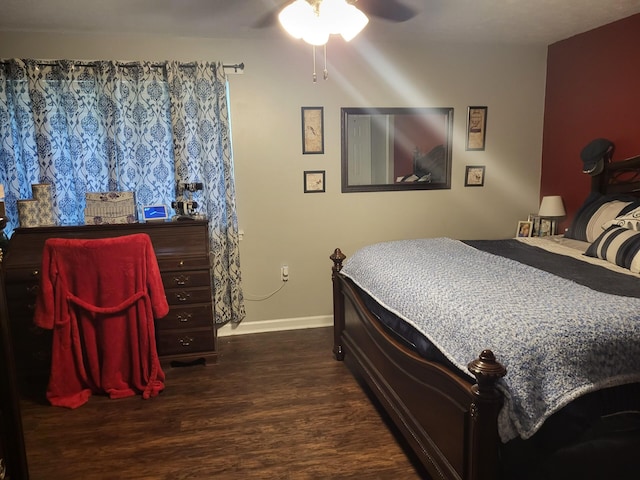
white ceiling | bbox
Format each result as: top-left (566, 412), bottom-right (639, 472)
top-left (1, 0), bottom-right (639, 46)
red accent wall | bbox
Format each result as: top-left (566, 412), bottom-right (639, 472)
top-left (541, 13), bottom-right (640, 231)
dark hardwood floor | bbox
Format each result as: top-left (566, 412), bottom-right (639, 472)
top-left (19, 327), bottom-right (429, 479)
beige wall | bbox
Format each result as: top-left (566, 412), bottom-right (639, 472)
top-left (0, 31), bottom-right (548, 331)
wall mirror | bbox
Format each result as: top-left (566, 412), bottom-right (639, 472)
top-left (341, 107), bottom-right (454, 192)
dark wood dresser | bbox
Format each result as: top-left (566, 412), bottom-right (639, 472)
top-left (2, 220), bottom-right (217, 390)
top-left (1, 210), bottom-right (30, 479)
top-left (1, 258), bottom-right (30, 479)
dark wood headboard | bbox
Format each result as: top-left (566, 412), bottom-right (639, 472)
top-left (593, 154), bottom-right (640, 196)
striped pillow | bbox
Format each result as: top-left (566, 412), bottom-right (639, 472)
top-left (602, 206), bottom-right (640, 231)
top-left (565, 193), bottom-right (640, 242)
top-left (585, 225), bottom-right (640, 272)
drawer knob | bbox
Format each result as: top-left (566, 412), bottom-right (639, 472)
top-left (178, 260), bottom-right (185, 267)
top-left (28, 325), bottom-right (46, 335)
top-left (175, 292), bottom-right (191, 302)
top-left (176, 312), bottom-right (193, 323)
top-left (26, 284), bottom-right (40, 296)
top-left (33, 349), bottom-right (51, 361)
top-left (179, 336), bottom-right (194, 347)
top-left (173, 274), bottom-right (190, 286)
top-left (32, 269), bottom-right (40, 277)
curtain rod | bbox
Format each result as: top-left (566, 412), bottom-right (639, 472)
top-left (0, 60), bottom-right (246, 71)
top-left (222, 62), bottom-right (245, 73)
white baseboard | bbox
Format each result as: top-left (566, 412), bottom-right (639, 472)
top-left (217, 315), bottom-right (333, 337)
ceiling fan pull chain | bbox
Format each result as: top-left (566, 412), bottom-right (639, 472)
top-left (323, 44), bottom-right (328, 80)
top-left (312, 45), bottom-right (317, 83)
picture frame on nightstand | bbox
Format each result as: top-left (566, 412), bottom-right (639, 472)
top-left (539, 218), bottom-right (553, 237)
top-left (516, 220), bottom-right (533, 237)
top-left (528, 213), bottom-right (541, 236)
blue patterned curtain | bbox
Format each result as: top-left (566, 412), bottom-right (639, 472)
top-left (0, 58), bottom-right (244, 326)
top-left (0, 60), bottom-right (175, 225)
top-left (166, 62), bottom-right (244, 326)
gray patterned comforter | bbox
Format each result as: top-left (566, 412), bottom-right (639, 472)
top-left (340, 238), bottom-right (640, 442)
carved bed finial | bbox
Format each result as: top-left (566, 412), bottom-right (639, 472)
top-left (467, 349), bottom-right (507, 399)
top-left (330, 248), bottom-right (346, 274)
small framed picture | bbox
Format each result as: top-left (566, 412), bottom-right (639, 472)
top-left (539, 218), bottom-right (553, 237)
top-left (516, 220), bottom-right (533, 237)
top-left (528, 213), bottom-right (541, 236)
top-left (466, 106), bottom-right (488, 151)
top-left (464, 165), bottom-right (485, 186)
top-left (304, 170), bottom-right (325, 193)
top-left (301, 106), bottom-right (324, 154)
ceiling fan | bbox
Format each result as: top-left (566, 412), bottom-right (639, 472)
top-left (258, 0), bottom-right (418, 82)
top-left (253, 0), bottom-right (418, 29)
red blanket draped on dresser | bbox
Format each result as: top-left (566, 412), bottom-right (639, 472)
top-left (34, 233), bottom-right (169, 408)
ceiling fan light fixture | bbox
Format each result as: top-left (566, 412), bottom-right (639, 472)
top-left (302, 15), bottom-right (331, 45)
top-left (278, 0), bottom-right (369, 45)
top-left (339, 4), bottom-right (369, 41)
top-left (278, 0), bottom-right (314, 39)
top-left (319, 0), bottom-right (348, 34)
top-left (278, 0), bottom-right (370, 81)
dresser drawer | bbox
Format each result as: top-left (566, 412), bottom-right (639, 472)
top-left (5, 297), bottom-right (38, 317)
top-left (13, 329), bottom-right (52, 380)
top-left (21, 339), bottom-right (52, 372)
top-left (165, 286), bottom-right (212, 306)
top-left (4, 267), bottom-right (42, 283)
top-left (156, 304), bottom-right (213, 331)
top-left (5, 282), bottom-right (40, 308)
top-left (157, 256), bottom-right (209, 271)
top-left (156, 328), bottom-right (214, 356)
top-left (161, 269), bottom-right (210, 289)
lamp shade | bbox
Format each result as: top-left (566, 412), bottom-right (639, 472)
top-left (0, 184), bottom-right (4, 199)
top-left (538, 195), bottom-right (566, 217)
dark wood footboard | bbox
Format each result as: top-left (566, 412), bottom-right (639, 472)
top-left (330, 248), bottom-right (506, 480)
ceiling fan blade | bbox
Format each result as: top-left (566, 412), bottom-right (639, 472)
top-left (355, 0), bottom-right (418, 22)
top-left (252, 0), bottom-right (418, 29)
top-left (253, 1), bottom-right (288, 29)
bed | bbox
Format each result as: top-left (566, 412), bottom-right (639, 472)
top-left (330, 154), bottom-right (640, 480)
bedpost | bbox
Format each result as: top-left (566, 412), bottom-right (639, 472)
top-left (466, 350), bottom-right (507, 480)
top-left (330, 248), bottom-right (346, 361)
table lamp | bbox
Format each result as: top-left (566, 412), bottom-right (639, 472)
top-left (538, 195), bottom-right (566, 235)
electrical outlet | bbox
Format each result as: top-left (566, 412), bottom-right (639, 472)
top-left (281, 265), bottom-right (289, 282)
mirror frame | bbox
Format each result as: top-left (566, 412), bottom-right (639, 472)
top-left (341, 107), bottom-right (454, 193)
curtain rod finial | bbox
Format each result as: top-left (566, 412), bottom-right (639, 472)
top-left (223, 62), bottom-right (245, 74)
